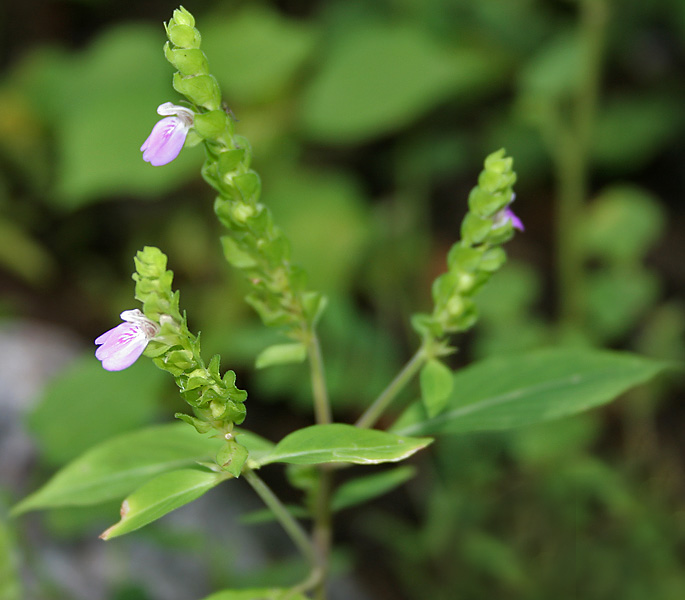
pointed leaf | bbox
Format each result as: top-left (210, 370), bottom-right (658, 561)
top-left (260, 424), bottom-right (432, 466)
top-left (331, 466), bottom-right (416, 512)
top-left (255, 343), bottom-right (307, 369)
top-left (202, 589), bottom-right (307, 600)
top-left (394, 348), bottom-right (672, 436)
top-left (420, 358), bottom-right (454, 417)
top-left (13, 423), bottom-right (222, 515)
top-left (100, 468), bottom-right (225, 540)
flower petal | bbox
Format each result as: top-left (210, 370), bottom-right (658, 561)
top-left (141, 116), bottom-right (189, 166)
top-left (95, 322), bottom-right (149, 371)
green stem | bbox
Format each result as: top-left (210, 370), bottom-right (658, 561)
top-left (312, 467), bottom-right (333, 600)
top-left (306, 330), bottom-right (332, 425)
top-left (356, 344), bottom-right (428, 429)
top-left (243, 468), bottom-right (316, 566)
top-left (556, 0), bottom-right (609, 334)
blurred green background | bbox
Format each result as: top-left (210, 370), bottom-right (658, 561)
top-left (1, 1), bottom-right (684, 599)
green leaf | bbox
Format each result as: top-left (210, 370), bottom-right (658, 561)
top-left (29, 355), bottom-right (165, 466)
top-left (302, 23), bottom-right (505, 143)
top-left (12, 423), bottom-right (222, 515)
top-left (0, 519), bottom-right (21, 600)
top-left (420, 358), bottom-right (454, 418)
top-left (202, 589), bottom-right (307, 600)
top-left (393, 348), bottom-right (671, 436)
top-left (260, 424), bottom-right (432, 466)
top-left (331, 466), bottom-right (416, 512)
top-left (255, 343), bottom-right (307, 369)
top-left (100, 468), bottom-right (225, 540)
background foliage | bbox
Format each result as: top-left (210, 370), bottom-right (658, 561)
top-left (1, 1), bottom-right (684, 599)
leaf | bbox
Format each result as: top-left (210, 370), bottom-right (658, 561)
top-left (255, 343), bottom-right (307, 369)
top-left (301, 23), bottom-right (504, 143)
top-left (12, 423), bottom-right (222, 515)
top-left (202, 589), bottom-right (307, 600)
top-left (29, 355), bottom-right (165, 466)
top-left (420, 358), bottom-right (454, 418)
top-left (393, 348), bottom-right (671, 437)
top-left (100, 468), bottom-right (225, 540)
top-left (331, 466), bottom-right (416, 512)
top-left (259, 424), bottom-right (432, 466)
top-left (0, 519), bottom-right (21, 600)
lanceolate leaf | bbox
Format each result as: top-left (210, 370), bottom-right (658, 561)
top-left (202, 589), bottom-right (308, 600)
top-left (100, 468), bottom-right (226, 540)
top-left (12, 423), bottom-right (222, 515)
top-left (331, 466), bottom-right (416, 512)
top-left (259, 424), bottom-right (432, 466)
top-left (393, 348), bottom-right (671, 437)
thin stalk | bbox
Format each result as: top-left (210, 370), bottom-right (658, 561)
top-left (306, 330), bottom-right (332, 425)
top-left (556, 0), bottom-right (610, 333)
top-left (312, 467), bottom-right (333, 600)
top-left (356, 345), bottom-right (427, 429)
top-left (243, 468), bottom-right (316, 566)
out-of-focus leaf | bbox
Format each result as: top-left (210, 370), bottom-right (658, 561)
top-left (301, 22), bottom-right (505, 143)
top-left (12, 424), bottom-right (222, 515)
top-left (582, 185), bottom-right (666, 263)
top-left (15, 26), bottom-right (202, 208)
top-left (202, 589), bottom-right (307, 600)
top-left (420, 359), bottom-right (454, 418)
top-left (393, 348), bottom-right (671, 436)
top-left (0, 518), bottom-right (21, 600)
top-left (203, 5), bottom-right (317, 104)
top-left (592, 94), bottom-right (684, 171)
top-left (0, 216), bottom-right (55, 285)
top-left (586, 268), bottom-right (660, 342)
top-left (100, 468), bottom-right (226, 540)
top-left (260, 424), bottom-right (432, 466)
top-left (266, 167), bottom-right (371, 293)
top-left (28, 355), bottom-right (165, 466)
top-left (255, 343), bottom-right (307, 369)
top-left (331, 466), bottom-right (416, 512)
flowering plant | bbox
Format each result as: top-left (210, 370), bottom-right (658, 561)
top-left (12, 6), bottom-right (671, 600)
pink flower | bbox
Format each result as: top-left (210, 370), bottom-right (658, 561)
top-left (95, 309), bottom-right (159, 371)
top-left (140, 103), bottom-right (194, 166)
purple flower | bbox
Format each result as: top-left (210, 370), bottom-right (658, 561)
top-left (95, 309), bottom-right (159, 371)
top-left (140, 103), bottom-right (194, 166)
top-left (493, 193), bottom-right (524, 232)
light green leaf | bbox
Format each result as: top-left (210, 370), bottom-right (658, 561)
top-left (260, 424), bottom-right (432, 466)
top-left (12, 423), bottom-right (222, 515)
top-left (0, 519), bottom-right (21, 600)
top-left (255, 343), bottom-right (307, 369)
top-left (331, 466), bottom-right (416, 512)
top-left (100, 468), bottom-right (225, 540)
top-left (420, 358), bottom-right (454, 418)
top-left (393, 348), bottom-right (671, 436)
top-left (202, 588), bottom-right (307, 600)
top-left (236, 430), bottom-right (276, 468)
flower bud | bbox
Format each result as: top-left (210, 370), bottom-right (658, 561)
top-left (193, 110), bottom-right (229, 140)
top-left (173, 73), bottom-right (221, 110)
top-left (164, 44), bottom-right (209, 76)
top-left (167, 23), bottom-right (201, 49)
top-left (171, 6), bottom-right (195, 27)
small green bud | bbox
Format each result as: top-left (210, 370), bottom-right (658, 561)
top-left (233, 172), bottom-right (261, 202)
top-left (447, 245), bottom-right (482, 272)
top-left (479, 247), bottom-right (507, 272)
top-left (483, 149), bottom-right (512, 174)
top-left (164, 44), bottom-right (209, 76)
top-left (193, 110), bottom-right (228, 140)
top-left (173, 73), bottom-right (221, 110)
top-left (171, 6), bottom-right (195, 27)
top-left (216, 440), bottom-right (248, 477)
top-left (456, 272), bottom-right (477, 293)
top-left (167, 23), bottom-right (201, 49)
top-left (175, 412), bottom-right (212, 434)
top-left (231, 202), bottom-right (256, 224)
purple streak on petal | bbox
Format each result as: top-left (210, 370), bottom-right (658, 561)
top-left (140, 116), bottom-right (189, 166)
top-left (95, 322), bottom-right (149, 371)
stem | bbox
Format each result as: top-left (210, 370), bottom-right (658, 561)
top-left (243, 468), bottom-right (316, 566)
top-left (556, 0), bottom-right (609, 334)
top-left (306, 330), bottom-right (332, 425)
top-left (312, 468), bottom-right (333, 600)
top-left (356, 345), bottom-right (428, 429)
